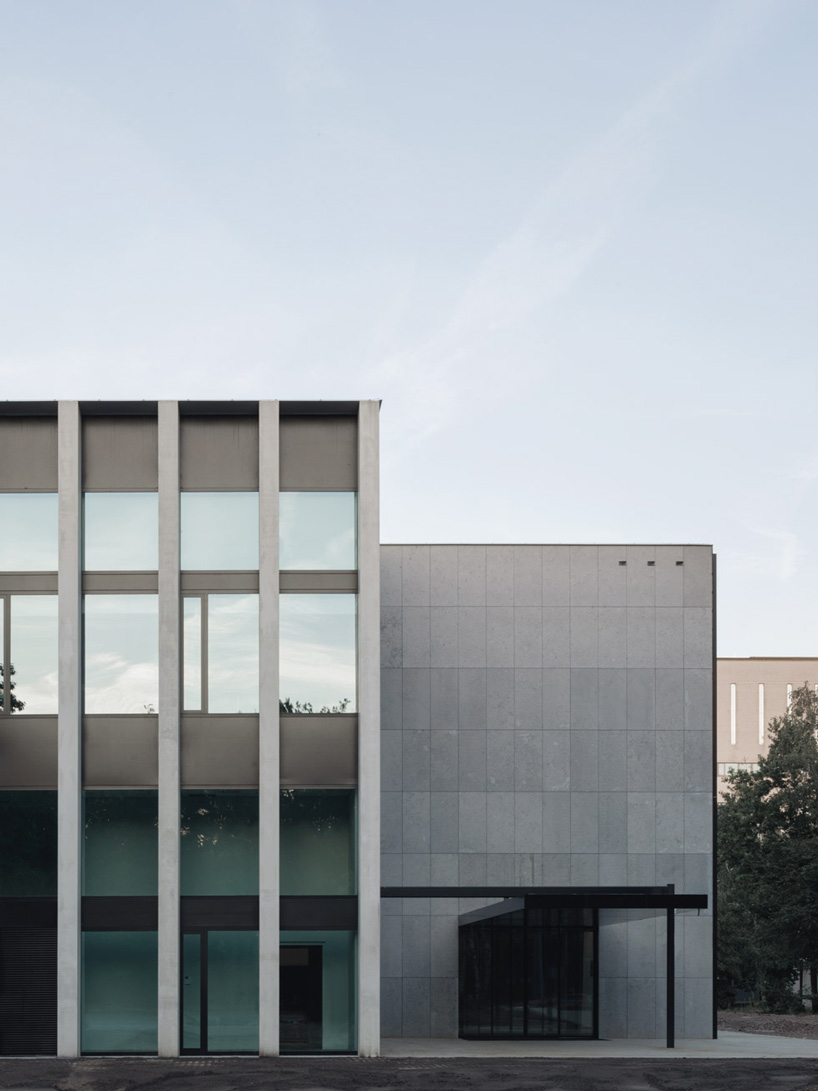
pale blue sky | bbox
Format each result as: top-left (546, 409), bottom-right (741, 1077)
top-left (1, 0), bottom-right (816, 654)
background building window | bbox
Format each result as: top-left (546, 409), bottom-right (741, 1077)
top-left (0, 494), bottom-right (58, 571)
top-left (83, 493), bottom-right (158, 571)
top-left (84, 595), bottom-right (158, 714)
top-left (279, 594), bottom-right (356, 713)
top-left (180, 493), bottom-right (259, 570)
top-left (279, 492), bottom-right (357, 571)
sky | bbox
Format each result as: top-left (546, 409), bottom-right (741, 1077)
top-left (0, 0), bottom-right (816, 656)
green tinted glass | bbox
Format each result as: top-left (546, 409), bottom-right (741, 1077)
top-left (280, 790), bottom-right (356, 895)
top-left (180, 790), bottom-right (258, 895)
top-left (0, 790), bottom-right (57, 895)
top-left (81, 932), bottom-right (158, 1053)
top-left (83, 790), bottom-right (158, 896)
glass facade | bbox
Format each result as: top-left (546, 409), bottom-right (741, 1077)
top-left (280, 790), bottom-right (357, 896)
top-left (180, 493), bottom-right (259, 570)
top-left (84, 594), bottom-right (159, 714)
top-left (0, 493), bottom-right (58, 571)
top-left (81, 932), bottom-right (158, 1053)
top-left (180, 790), bottom-right (259, 895)
top-left (183, 594), bottom-right (259, 713)
top-left (280, 931), bottom-right (357, 1053)
top-left (0, 790), bottom-right (57, 896)
top-left (83, 493), bottom-right (158, 571)
top-left (279, 594), bottom-right (356, 713)
top-left (3, 595), bottom-right (59, 714)
top-left (279, 493), bottom-right (357, 571)
top-left (83, 790), bottom-right (158, 896)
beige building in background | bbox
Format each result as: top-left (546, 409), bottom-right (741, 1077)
top-left (716, 657), bottom-right (818, 796)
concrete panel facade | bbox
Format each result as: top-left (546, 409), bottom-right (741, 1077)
top-left (380, 544), bottom-right (714, 1040)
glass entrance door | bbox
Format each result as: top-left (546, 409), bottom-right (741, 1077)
top-left (181, 929), bottom-right (259, 1054)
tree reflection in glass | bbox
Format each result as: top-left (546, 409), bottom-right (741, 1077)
top-left (279, 594), bottom-right (356, 713)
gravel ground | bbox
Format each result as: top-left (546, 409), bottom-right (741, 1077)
top-left (719, 1011), bottom-right (818, 1039)
top-left (1, 1057), bottom-right (818, 1091)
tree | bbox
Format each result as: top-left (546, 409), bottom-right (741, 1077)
top-left (0, 663), bottom-right (25, 712)
top-left (719, 683), bottom-right (818, 1011)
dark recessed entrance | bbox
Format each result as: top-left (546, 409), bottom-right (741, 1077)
top-left (280, 945), bottom-right (323, 1051)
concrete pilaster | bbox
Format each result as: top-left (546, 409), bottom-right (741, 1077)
top-left (258, 400), bottom-right (280, 1055)
top-left (357, 400), bottom-right (381, 1056)
top-left (157, 402), bottom-right (181, 1056)
top-left (57, 401), bottom-right (81, 1057)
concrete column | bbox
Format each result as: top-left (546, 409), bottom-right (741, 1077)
top-left (57, 401), bottom-right (82, 1058)
top-left (258, 400), bottom-right (280, 1055)
top-left (356, 400), bottom-right (381, 1056)
top-left (157, 402), bottom-right (181, 1056)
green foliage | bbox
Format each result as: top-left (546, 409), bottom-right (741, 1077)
top-left (0, 663), bottom-right (26, 712)
top-left (279, 697), bottom-right (351, 714)
top-left (719, 684), bottom-right (818, 1011)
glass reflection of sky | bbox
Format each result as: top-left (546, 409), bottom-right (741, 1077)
top-left (183, 598), bottom-right (202, 711)
top-left (83, 493), bottom-right (158, 571)
top-left (10, 595), bottom-right (58, 714)
top-left (279, 594), bottom-right (356, 712)
top-left (181, 493), bottom-right (259, 570)
top-left (0, 494), bottom-right (58, 571)
top-left (279, 493), bottom-right (356, 570)
top-left (208, 594), bottom-right (259, 713)
top-left (84, 595), bottom-right (159, 714)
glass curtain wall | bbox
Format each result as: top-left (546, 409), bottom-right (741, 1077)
top-left (0, 595), bottom-right (58, 714)
top-left (84, 595), bottom-right (159, 714)
top-left (279, 931), bottom-right (357, 1053)
top-left (279, 595), bottom-right (356, 713)
top-left (0, 494), bottom-right (58, 571)
top-left (182, 595), bottom-right (259, 713)
top-left (83, 493), bottom-right (158, 570)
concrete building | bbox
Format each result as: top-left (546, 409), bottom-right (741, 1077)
top-left (0, 401), bottom-right (714, 1056)
top-left (716, 658), bottom-right (818, 795)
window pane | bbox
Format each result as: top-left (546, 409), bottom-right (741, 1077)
top-left (82, 932), bottom-right (157, 1053)
top-left (181, 493), bottom-right (259, 570)
top-left (208, 594), bottom-right (259, 713)
top-left (84, 595), bottom-right (159, 714)
top-left (180, 790), bottom-right (258, 895)
top-left (83, 790), bottom-right (157, 896)
top-left (0, 597), bottom-right (4, 711)
top-left (183, 598), bottom-right (202, 711)
top-left (83, 493), bottom-right (158, 571)
top-left (0, 494), bottom-right (58, 571)
top-left (280, 931), bottom-right (357, 1052)
top-left (10, 595), bottom-right (58, 714)
top-left (207, 931), bottom-right (259, 1052)
top-left (279, 493), bottom-right (356, 570)
top-left (0, 790), bottom-right (57, 895)
top-left (280, 790), bottom-right (356, 895)
top-left (280, 595), bottom-right (356, 713)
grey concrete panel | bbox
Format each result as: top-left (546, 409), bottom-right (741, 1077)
top-left (459, 793), bottom-right (487, 852)
top-left (598, 669), bottom-right (626, 731)
top-left (598, 732), bottom-right (627, 791)
top-left (458, 608), bottom-right (487, 668)
top-left (430, 976), bottom-right (458, 1037)
top-left (541, 546), bottom-right (570, 606)
top-left (431, 730), bottom-right (459, 791)
top-left (402, 669), bottom-right (431, 732)
top-left (627, 977), bottom-right (657, 1038)
top-left (570, 793), bottom-right (599, 853)
top-left (487, 668), bottom-right (515, 730)
top-left (541, 853), bottom-right (571, 884)
top-left (458, 670), bottom-right (487, 730)
top-left (0, 573), bottom-right (58, 591)
top-left (430, 546), bottom-right (458, 606)
top-left (598, 608), bottom-right (627, 668)
top-left (514, 607), bottom-right (542, 667)
top-left (684, 669), bottom-right (713, 730)
top-left (430, 608), bottom-right (457, 667)
top-left (655, 732), bottom-right (684, 792)
top-left (598, 978), bottom-right (628, 1038)
top-left (627, 915), bottom-right (658, 978)
top-left (280, 716), bottom-right (357, 786)
top-left (82, 717), bottom-right (158, 786)
top-left (684, 793), bottom-right (712, 853)
top-left (486, 732), bottom-right (515, 792)
top-left (570, 731), bottom-right (599, 792)
top-left (513, 852), bottom-right (541, 884)
top-left (401, 546), bottom-right (430, 606)
top-left (402, 607), bottom-right (431, 668)
top-left (402, 916), bottom-right (431, 978)
top-left (570, 669), bottom-right (598, 731)
top-left (598, 910), bottom-right (629, 977)
top-left (430, 854), bottom-right (458, 884)
top-left (683, 853), bottom-right (711, 897)
top-left (514, 731), bottom-right (543, 791)
top-left (402, 792), bottom-right (431, 853)
top-left (569, 546), bottom-right (599, 606)
top-left (381, 915), bottom-right (403, 978)
top-left (181, 571), bottom-right (259, 592)
top-left (542, 731), bottom-right (570, 792)
top-left (627, 854), bottom-right (656, 885)
top-left (514, 669), bottom-right (542, 731)
top-left (627, 794), bottom-right (656, 853)
top-left (542, 792), bottom-right (570, 853)
top-left (625, 547), bottom-right (655, 607)
top-left (683, 732), bottom-right (711, 793)
top-left (83, 416), bottom-right (158, 490)
top-left (654, 854), bottom-right (685, 890)
top-left (381, 792), bottom-right (403, 853)
top-left (684, 608), bottom-right (713, 668)
top-left (542, 669), bottom-right (570, 730)
top-left (458, 546), bottom-right (486, 606)
top-left (458, 731), bottom-right (487, 791)
top-left (0, 417), bottom-right (58, 491)
top-left (655, 793), bottom-right (684, 854)
top-left (402, 730), bottom-right (431, 791)
top-left (655, 608), bottom-right (683, 668)
top-left (597, 547), bottom-right (627, 607)
top-left (430, 916), bottom-right (458, 977)
top-left (83, 573), bottom-right (159, 592)
top-left (599, 793), bottom-right (627, 854)
top-left (654, 547), bottom-right (685, 607)
top-left (570, 854), bottom-right (599, 884)
top-left (279, 571), bottom-right (357, 592)
top-left (380, 977), bottom-right (402, 1038)
top-left (655, 669), bottom-right (684, 730)
top-left (683, 546), bottom-right (713, 607)
top-left (381, 669), bottom-right (402, 730)
top-left (0, 718), bottom-right (57, 786)
top-left (682, 915), bottom-right (713, 978)
top-left (430, 793), bottom-right (459, 853)
top-left (514, 546), bottom-right (542, 606)
top-left (627, 731), bottom-right (656, 792)
top-left (570, 607), bottom-right (599, 667)
top-left (485, 853), bottom-right (514, 884)
top-left (459, 853), bottom-right (488, 884)
top-left (430, 669), bottom-right (458, 730)
top-left (599, 853), bottom-right (628, 884)
top-left (486, 546), bottom-right (514, 606)
top-left (180, 415), bottom-right (259, 490)
top-left (380, 549), bottom-right (402, 607)
top-left (626, 608), bottom-right (656, 669)
top-left (381, 853), bottom-right (402, 885)
top-left (180, 716), bottom-right (258, 786)
top-left (486, 608), bottom-right (514, 668)
top-left (683, 977), bottom-right (714, 1038)
top-left (380, 606), bottom-right (403, 669)
top-left (626, 669), bottom-right (655, 731)
top-left (542, 608), bottom-right (570, 667)
top-left (401, 978), bottom-right (431, 1037)
top-left (279, 416), bottom-right (356, 490)
top-left (514, 792), bottom-right (543, 853)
